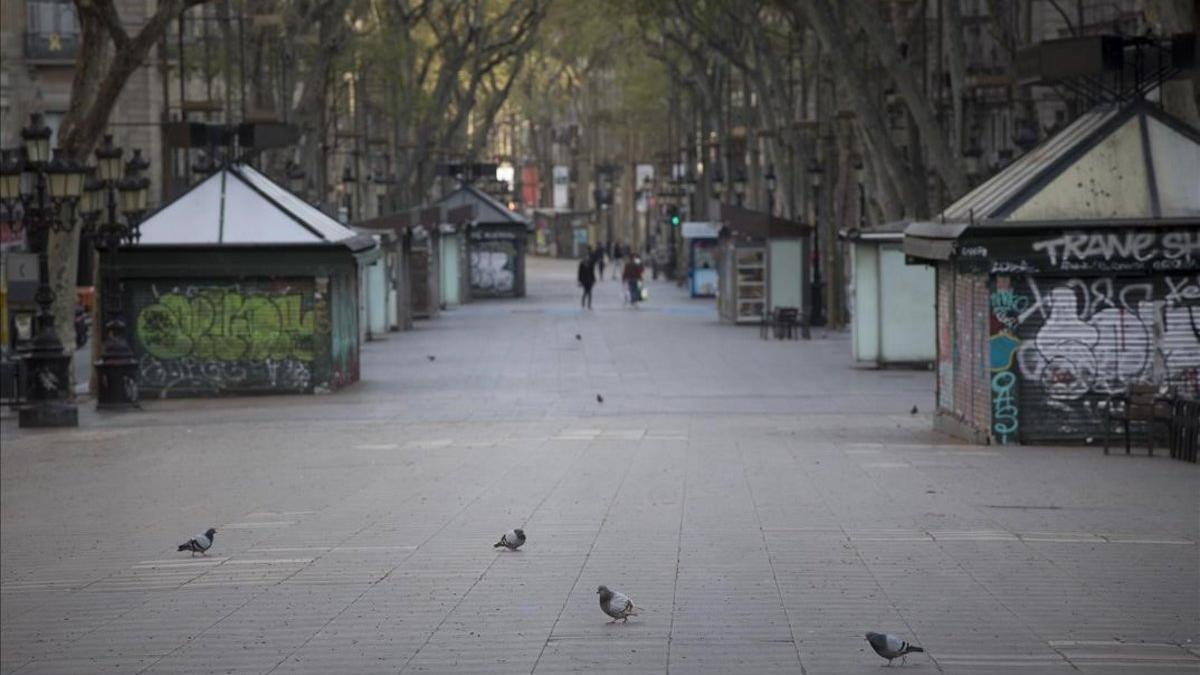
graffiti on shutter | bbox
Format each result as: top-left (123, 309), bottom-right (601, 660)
top-left (937, 264), bottom-right (955, 412)
top-left (1001, 274), bottom-right (1200, 442)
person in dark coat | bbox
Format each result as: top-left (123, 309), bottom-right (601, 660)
top-left (592, 244), bottom-right (606, 281)
top-left (578, 249), bottom-right (596, 309)
top-left (622, 255), bottom-right (644, 307)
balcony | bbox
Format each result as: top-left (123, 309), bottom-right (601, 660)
top-left (23, 31), bottom-right (79, 63)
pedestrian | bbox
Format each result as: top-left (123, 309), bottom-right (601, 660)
top-left (612, 242), bottom-right (624, 280)
top-left (623, 254), bottom-right (644, 307)
top-left (578, 249), bottom-right (596, 310)
top-left (593, 244), bottom-right (606, 281)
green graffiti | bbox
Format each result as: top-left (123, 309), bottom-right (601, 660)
top-left (136, 289), bottom-right (315, 362)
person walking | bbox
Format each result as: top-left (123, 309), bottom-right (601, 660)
top-left (623, 254), bottom-right (644, 307)
top-left (578, 249), bottom-right (596, 310)
top-left (612, 242), bottom-right (624, 280)
top-left (592, 244), bottom-right (606, 281)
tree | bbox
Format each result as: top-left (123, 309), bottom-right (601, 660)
top-left (46, 0), bottom-right (213, 363)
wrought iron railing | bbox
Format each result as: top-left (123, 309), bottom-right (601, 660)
top-left (23, 31), bottom-right (79, 61)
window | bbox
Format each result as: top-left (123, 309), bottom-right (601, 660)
top-left (26, 0), bottom-right (78, 36)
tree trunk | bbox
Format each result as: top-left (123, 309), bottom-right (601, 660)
top-left (846, 0), bottom-right (968, 199)
top-left (800, 0), bottom-right (929, 218)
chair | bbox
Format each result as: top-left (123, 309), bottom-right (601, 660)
top-left (1103, 384), bottom-right (1173, 456)
top-left (760, 307), bottom-right (801, 340)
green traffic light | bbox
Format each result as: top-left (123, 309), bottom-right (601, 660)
top-left (670, 215), bottom-right (680, 225)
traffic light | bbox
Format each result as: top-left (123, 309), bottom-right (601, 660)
top-left (667, 205), bottom-right (680, 226)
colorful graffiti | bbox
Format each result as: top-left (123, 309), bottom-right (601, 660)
top-left (989, 286), bottom-right (1023, 443)
top-left (989, 274), bottom-right (1200, 441)
top-left (136, 288), bottom-right (315, 362)
top-left (139, 355), bottom-right (313, 394)
top-left (129, 280), bottom-right (321, 396)
top-left (470, 244), bottom-right (516, 294)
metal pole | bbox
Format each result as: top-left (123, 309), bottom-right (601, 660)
top-left (95, 183), bottom-right (139, 410)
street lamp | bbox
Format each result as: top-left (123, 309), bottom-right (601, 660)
top-left (83, 137), bottom-right (150, 410)
top-left (733, 168), bottom-right (747, 207)
top-left (808, 158), bottom-right (825, 328)
top-left (852, 155), bottom-right (866, 227)
top-left (711, 166), bottom-right (724, 202)
top-left (372, 169), bottom-right (391, 216)
top-left (341, 163), bottom-right (355, 222)
top-left (764, 164), bottom-right (777, 214)
top-left (0, 113), bottom-right (86, 427)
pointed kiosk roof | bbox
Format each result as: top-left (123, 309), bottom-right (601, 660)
top-left (905, 99), bottom-right (1200, 263)
top-left (137, 163), bottom-right (377, 251)
top-left (436, 183), bottom-right (531, 229)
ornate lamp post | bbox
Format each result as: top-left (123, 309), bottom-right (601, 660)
top-left (764, 165), bottom-right (777, 215)
top-left (372, 169), bottom-right (391, 216)
top-left (81, 135), bottom-right (148, 409)
top-left (341, 163), bottom-right (356, 222)
top-left (0, 113), bottom-right (87, 427)
top-left (733, 168), bottom-right (747, 208)
top-left (808, 159), bottom-right (826, 327)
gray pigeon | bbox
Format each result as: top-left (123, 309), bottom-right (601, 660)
top-left (596, 394), bottom-right (604, 404)
top-left (597, 585), bottom-right (638, 623)
top-left (177, 528), bottom-right (216, 557)
top-left (575, 334), bottom-right (582, 340)
top-left (910, 405), bottom-right (919, 415)
top-left (865, 632), bottom-right (924, 666)
top-left (427, 355), bottom-right (436, 362)
top-left (493, 528), bottom-right (525, 550)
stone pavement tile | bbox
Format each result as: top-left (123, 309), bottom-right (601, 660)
top-left (269, 636), bottom-right (414, 675)
top-left (8, 656), bottom-right (157, 674)
top-left (0, 658), bottom-right (32, 675)
top-left (65, 588), bottom-right (251, 659)
top-left (137, 583), bottom-right (369, 674)
top-left (532, 635), bottom-right (666, 673)
top-left (0, 591), bottom-right (150, 663)
top-left (667, 638), bottom-right (802, 673)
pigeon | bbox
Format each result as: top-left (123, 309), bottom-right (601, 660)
top-left (177, 528), bottom-right (217, 557)
top-left (427, 355), bottom-right (436, 362)
top-left (575, 334), bottom-right (582, 341)
top-left (493, 528), bottom-right (526, 550)
top-left (597, 585), bottom-right (638, 623)
top-left (865, 632), bottom-right (924, 666)
top-left (596, 394), bottom-right (604, 404)
top-left (910, 405), bottom-right (919, 415)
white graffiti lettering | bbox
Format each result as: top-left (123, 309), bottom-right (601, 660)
top-left (1032, 230), bottom-right (1199, 268)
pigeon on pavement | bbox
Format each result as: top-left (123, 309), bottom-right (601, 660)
top-left (865, 632), bottom-right (924, 666)
top-left (575, 334), bottom-right (582, 340)
top-left (910, 405), bottom-right (919, 415)
top-left (598, 585), bottom-right (638, 623)
top-left (493, 528), bottom-right (526, 550)
top-left (177, 528), bottom-right (217, 557)
top-left (427, 355), bottom-right (436, 362)
top-left (596, 394), bottom-right (604, 404)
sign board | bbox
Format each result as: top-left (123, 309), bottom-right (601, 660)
top-left (681, 221), bottom-right (721, 239)
top-left (957, 228), bottom-right (1200, 275)
top-left (553, 166), bottom-right (570, 210)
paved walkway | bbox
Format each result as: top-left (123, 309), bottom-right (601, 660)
top-left (2, 257), bottom-right (1197, 674)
